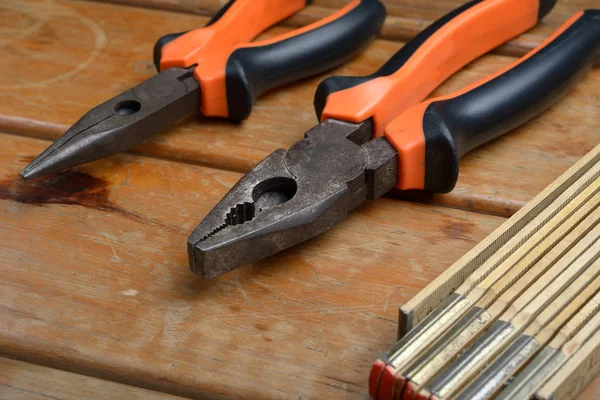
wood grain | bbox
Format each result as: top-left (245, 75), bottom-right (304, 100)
top-left (0, 357), bottom-right (185, 400)
top-left (0, 133), bottom-right (503, 399)
top-left (2, 0), bottom-right (599, 218)
top-left (2, 0), bottom-right (599, 398)
top-left (90, 0), bottom-right (593, 58)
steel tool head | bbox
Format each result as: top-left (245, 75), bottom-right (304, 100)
top-left (188, 119), bottom-right (398, 279)
top-left (20, 67), bottom-right (200, 180)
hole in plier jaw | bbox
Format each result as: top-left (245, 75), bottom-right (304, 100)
top-left (114, 100), bottom-right (141, 115)
top-left (198, 177), bottom-right (298, 243)
top-left (252, 177), bottom-right (297, 212)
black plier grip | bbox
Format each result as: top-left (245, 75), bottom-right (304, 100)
top-left (154, 0), bottom-right (386, 120)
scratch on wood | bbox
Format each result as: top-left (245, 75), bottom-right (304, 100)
top-left (235, 271), bottom-right (248, 301)
top-left (324, 375), bottom-right (363, 389)
top-left (112, 169), bottom-right (131, 191)
top-left (160, 305), bottom-right (191, 347)
top-left (383, 291), bottom-right (393, 313)
top-left (102, 232), bottom-right (123, 263)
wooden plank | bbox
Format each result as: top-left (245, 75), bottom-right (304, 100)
top-left (90, 0), bottom-right (594, 57)
top-left (2, 0), bottom-right (599, 218)
top-left (0, 357), bottom-right (186, 400)
top-left (0, 133), bottom-right (503, 399)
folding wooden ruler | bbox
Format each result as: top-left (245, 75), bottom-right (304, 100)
top-left (371, 144), bottom-right (600, 400)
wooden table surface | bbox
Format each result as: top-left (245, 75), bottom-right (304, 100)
top-left (1, 0), bottom-right (598, 399)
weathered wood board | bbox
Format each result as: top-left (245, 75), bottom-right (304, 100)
top-left (2, 0), bottom-right (599, 218)
top-left (0, 357), bottom-right (186, 400)
top-left (1, 0), bottom-right (599, 398)
top-left (0, 134), bottom-right (503, 399)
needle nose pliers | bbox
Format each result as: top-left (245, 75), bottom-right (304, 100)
top-left (20, 0), bottom-right (386, 180)
top-left (188, 0), bottom-right (600, 279)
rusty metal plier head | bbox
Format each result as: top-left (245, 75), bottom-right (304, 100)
top-left (188, 119), bottom-right (398, 278)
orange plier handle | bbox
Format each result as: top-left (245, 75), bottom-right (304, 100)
top-left (315, 0), bottom-right (598, 195)
top-left (154, 0), bottom-right (386, 120)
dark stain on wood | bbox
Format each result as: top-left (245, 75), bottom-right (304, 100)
top-left (0, 170), bottom-right (112, 208)
top-left (0, 169), bottom-right (184, 234)
top-left (254, 323), bottom-right (268, 332)
top-left (441, 220), bottom-right (477, 241)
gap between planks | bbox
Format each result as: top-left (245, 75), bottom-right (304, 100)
top-left (86, 0), bottom-right (600, 64)
top-left (3, 0), bottom-right (598, 220)
top-left (0, 130), bottom-right (519, 220)
top-left (0, 356), bottom-right (189, 400)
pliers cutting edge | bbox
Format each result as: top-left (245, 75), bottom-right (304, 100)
top-left (188, 0), bottom-right (600, 279)
top-left (20, 0), bottom-right (386, 179)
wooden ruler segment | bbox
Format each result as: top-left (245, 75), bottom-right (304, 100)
top-left (425, 243), bottom-right (600, 399)
top-left (535, 327), bottom-right (600, 400)
top-left (505, 230), bottom-right (600, 323)
top-left (496, 291), bottom-right (600, 400)
top-left (456, 173), bottom-right (600, 300)
top-left (519, 264), bottom-right (600, 339)
top-left (399, 145), bottom-right (600, 337)
top-left (400, 215), bottom-right (600, 400)
top-left (484, 207), bottom-right (600, 320)
top-left (454, 277), bottom-right (600, 400)
top-left (380, 174), bottom-right (600, 396)
top-left (534, 281), bottom-right (600, 346)
top-left (475, 188), bottom-right (600, 309)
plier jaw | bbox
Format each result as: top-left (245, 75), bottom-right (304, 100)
top-left (20, 67), bottom-right (200, 180)
top-left (188, 119), bottom-right (398, 278)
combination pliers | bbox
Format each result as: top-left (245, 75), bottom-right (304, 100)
top-left (188, 0), bottom-right (600, 279)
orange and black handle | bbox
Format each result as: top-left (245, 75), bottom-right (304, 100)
top-left (315, 0), bottom-right (557, 138)
top-left (385, 9), bottom-right (600, 194)
top-left (152, 0), bottom-right (238, 70)
top-left (153, 0), bottom-right (386, 121)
